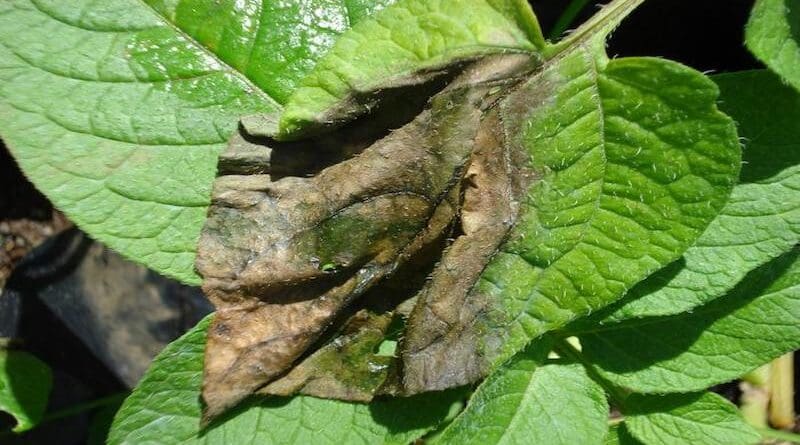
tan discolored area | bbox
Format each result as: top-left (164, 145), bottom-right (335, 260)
top-left (195, 54), bottom-right (537, 421)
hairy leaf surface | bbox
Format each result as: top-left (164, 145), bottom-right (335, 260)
top-left (746, 0), bottom-right (800, 92)
top-left (623, 392), bottom-right (759, 445)
top-left (108, 316), bottom-right (463, 445)
top-left (587, 70), bottom-right (800, 323)
top-left (0, 0), bottom-right (386, 284)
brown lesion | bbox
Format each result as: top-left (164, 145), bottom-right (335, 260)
top-left (195, 54), bottom-right (538, 422)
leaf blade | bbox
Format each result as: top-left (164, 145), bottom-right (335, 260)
top-left (746, 0), bottom-right (800, 92)
top-left (0, 350), bottom-right (53, 433)
top-left (0, 0), bottom-right (383, 284)
top-left (402, 51), bottom-right (742, 388)
top-left (275, 0), bottom-right (544, 139)
top-left (623, 392), bottom-right (760, 445)
top-left (589, 70), bottom-right (800, 323)
top-left (433, 343), bottom-right (609, 445)
top-left (580, 248), bottom-right (800, 393)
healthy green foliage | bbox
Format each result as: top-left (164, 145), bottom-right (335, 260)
top-left (0, 350), bottom-right (53, 433)
top-left (603, 425), bottom-right (643, 445)
top-left (746, 0), bottom-right (800, 92)
top-left (580, 248), bottom-right (800, 393)
top-left (108, 316), bottom-right (463, 445)
top-left (433, 344), bottom-right (609, 445)
top-left (0, 0), bottom-right (387, 284)
top-left (590, 70), bottom-right (800, 323)
top-left (623, 392), bottom-right (760, 445)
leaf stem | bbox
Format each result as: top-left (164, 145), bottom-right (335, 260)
top-left (39, 392), bottom-right (127, 425)
top-left (757, 427), bottom-right (800, 444)
top-left (548, 0), bottom-right (592, 41)
top-left (550, 0), bottom-right (646, 54)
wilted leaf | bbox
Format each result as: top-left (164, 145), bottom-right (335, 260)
top-left (196, 54), bottom-right (536, 418)
top-left (0, 349), bottom-right (52, 433)
top-left (108, 315), bottom-right (464, 445)
top-left (195, 0), bottom-right (741, 419)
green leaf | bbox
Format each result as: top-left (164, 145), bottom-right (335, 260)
top-left (108, 315), bottom-right (463, 445)
top-left (623, 392), bottom-right (760, 445)
top-left (604, 425), bottom-right (643, 445)
top-left (433, 343), bottom-right (609, 445)
top-left (0, 0), bottom-right (386, 284)
top-left (145, 0), bottom-right (397, 104)
top-left (274, 0), bottom-right (545, 139)
top-left (579, 248), bottom-right (800, 393)
top-left (746, 0), bottom-right (800, 92)
top-left (589, 70), bottom-right (800, 323)
top-left (0, 350), bottom-right (53, 433)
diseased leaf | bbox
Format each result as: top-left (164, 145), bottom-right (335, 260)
top-left (399, 53), bottom-right (740, 392)
top-left (108, 315), bottom-right (464, 445)
top-left (196, 54), bottom-right (535, 418)
top-left (746, 0), bottom-right (800, 92)
top-left (0, 0), bottom-right (387, 284)
top-left (580, 248), bottom-right (800, 393)
top-left (623, 392), bottom-right (760, 445)
top-left (586, 70), bottom-right (800, 323)
top-left (433, 343), bottom-right (609, 445)
top-left (0, 350), bottom-right (53, 433)
top-left (194, 0), bottom-right (740, 418)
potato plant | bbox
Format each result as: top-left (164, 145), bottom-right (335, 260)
top-left (0, 0), bottom-right (798, 444)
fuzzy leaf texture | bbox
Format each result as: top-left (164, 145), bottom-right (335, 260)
top-left (574, 70), bottom-right (800, 392)
top-left (0, 0), bottom-right (394, 284)
top-left (193, 0), bottom-right (741, 419)
top-left (0, 350), bottom-right (52, 433)
top-left (746, 0), bottom-right (800, 92)
top-left (585, 70), bottom-right (800, 323)
top-left (108, 315), bottom-right (464, 445)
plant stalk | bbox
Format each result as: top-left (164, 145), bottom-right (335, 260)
top-left (758, 427), bottom-right (800, 444)
top-left (769, 352), bottom-right (796, 429)
top-left (740, 364), bottom-right (771, 429)
top-left (548, 0), bottom-right (593, 41)
top-left (552, 0), bottom-right (646, 54)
